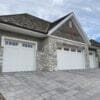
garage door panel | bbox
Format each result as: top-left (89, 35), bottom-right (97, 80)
top-left (57, 49), bottom-right (85, 70)
top-left (20, 47), bottom-right (35, 71)
top-left (57, 50), bottom-right (63, 70)
top-left (3, 46), bottom-right (20, 72)
top-left (3, 39), bottom-right (36, 72)
top-left (89, 52), bottom-right (97, 69)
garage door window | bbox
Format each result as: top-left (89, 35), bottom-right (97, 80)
top-left (89, 53), bottom-right (93, 55)
top-left (5, 40), bottom-right (18, 46)
top-left (64, 48), bottom-right (69, 51)
top-left (77, 50), bottom-right (81, 53)
top-left (57, 47), bottom-right (62, 50)
top-left (22, 43), bottom-right (33, 48)
top-left (71, 48), bottom-right (76, 52)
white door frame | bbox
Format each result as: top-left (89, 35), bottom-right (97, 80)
top-left (1, 36), bottom-right (38, 71)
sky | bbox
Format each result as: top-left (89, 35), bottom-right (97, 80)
top-left (0, 0), bottom-right (100, 42)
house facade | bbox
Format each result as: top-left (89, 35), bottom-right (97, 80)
top-left (0, 12), bottom-right (99, 72)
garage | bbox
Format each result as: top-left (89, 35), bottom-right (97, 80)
top-left (89, 51), bottom-right (98, 68)
top-left (57, 47), bottom-right (86, 70)
top-left (2, 37), bottom-right (36, 72)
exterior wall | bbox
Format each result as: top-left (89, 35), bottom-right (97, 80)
top-left (84, 46), bottom-right (90, 68)
top-left (0, 29), bottom-right (58, 72)
top-left (0, 29), bottom-right (91, 72)
top-left (37, 37), bottom-right (57, 71)
top-left (0, 29), bottom-right (45, 72)
top-left (39, 36), bottom-right (89, 71)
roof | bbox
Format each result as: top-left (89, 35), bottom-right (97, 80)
top-left (90, 39), bottom-right (100, 48)
top-left (49, 12), bottom-right (72, 29)
top-left (0, 13), bottom-right (72, 34)
top-left (0, 13), bottom-right (50, 34)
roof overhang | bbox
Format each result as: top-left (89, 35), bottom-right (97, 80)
top-left (0, 23), bottom-right (46, 38)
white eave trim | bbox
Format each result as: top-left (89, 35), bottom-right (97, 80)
top-left (0, 23), bottom-right (46, 38)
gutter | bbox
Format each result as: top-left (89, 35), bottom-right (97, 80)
top-left (0, 23), bottom-right (46, 38)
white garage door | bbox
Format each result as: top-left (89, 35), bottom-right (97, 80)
top-left (57, 48), bottom-right (85, 70)
top-left (89, 52), bottom-right (97, 68)
top-left (2, 38), bottom-right (36, 72)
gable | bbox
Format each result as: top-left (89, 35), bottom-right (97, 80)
top-left (51, 18), bottom-right (85, 43)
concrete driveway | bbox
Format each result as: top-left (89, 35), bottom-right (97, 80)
top-left (0, 69), bottom-right (100, 100)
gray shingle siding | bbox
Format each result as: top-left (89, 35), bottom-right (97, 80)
top-left (52, 19), bottom-right (84, 43)
top-left (0, 14), bottom-right (50, 34)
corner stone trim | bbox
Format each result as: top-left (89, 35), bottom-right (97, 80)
top-left (37, 37), bottom-right (57, 71)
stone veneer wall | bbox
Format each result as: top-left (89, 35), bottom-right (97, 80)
top-left (84, 46), bottom-right (90, 68)
top-left (0, 47), bottom-right (3, 72)
top-left (37, 37), bottom-right (57, 71)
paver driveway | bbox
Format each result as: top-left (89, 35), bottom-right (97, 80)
top-left (0, 69), bottom-right (100, 100)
